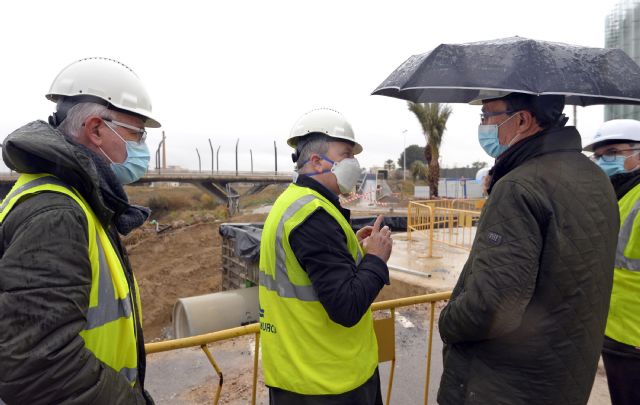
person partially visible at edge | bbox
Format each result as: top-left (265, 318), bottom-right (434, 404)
top-left (437, 91), bottom-right (619, 405)
top-left (258, 108), bottom-right (393, 405)
top-left (584, 119), bottom-right (640, 405)
top-left (0, 57), bottom-right (159, 404)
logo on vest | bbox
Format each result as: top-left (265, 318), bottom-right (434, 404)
top-left (260, 321), bottom-right (277, 334)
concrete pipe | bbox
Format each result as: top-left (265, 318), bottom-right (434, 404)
top-left (173, 286), bottom-right (259, 338)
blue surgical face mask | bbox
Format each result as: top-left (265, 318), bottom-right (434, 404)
top-left (596, 156), bottom-right (629, 177)
top-left (478, 113), bottom-right (521, 158)
top-left (101, 121), bottom-right (150, 184)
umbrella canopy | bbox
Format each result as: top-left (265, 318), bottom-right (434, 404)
top-left (372, 36), bottom-right (640, 106)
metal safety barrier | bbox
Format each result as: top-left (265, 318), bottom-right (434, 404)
top-left (145, 291), bottom-right (452, 405)
top-left (407, 199), bottom-right (484, 256)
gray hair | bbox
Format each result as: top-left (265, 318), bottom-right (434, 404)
top-left (296, 133), bottom-right (330, 170)
top-left (57, 102), bottom-right (111, 138)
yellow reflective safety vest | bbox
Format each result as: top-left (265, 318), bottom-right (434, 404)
top-left (605, 182), bottom-right (640, 347)
top-left (259, 183), bottom-right (378, 395)
top-left (0, 173), bottom-right (141, 385)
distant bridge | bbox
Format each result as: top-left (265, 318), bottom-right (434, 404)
top-left (0, 171), bottom-right (293, 204)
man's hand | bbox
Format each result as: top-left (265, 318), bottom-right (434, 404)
top-left (361, 215), bottom-right (392, 263)
top-left (356, 225), bottom-right (373, 243)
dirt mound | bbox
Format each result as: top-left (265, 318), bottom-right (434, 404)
top-left (126, 221), bottom-right (223, 341)
top-left (124, 213), bottom-right (268, 342)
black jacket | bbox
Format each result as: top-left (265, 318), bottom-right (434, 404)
top-left (290, 175), bottom-right (389, 327)
top-left (0, 121), bottom-right (150, 404)
top-left (438, 126), bottom-right (619, 405)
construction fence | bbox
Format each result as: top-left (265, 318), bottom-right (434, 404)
top-left (145, 291), bottom-right (452, 405)
top-left (407, 199), bottom-right (485, 257)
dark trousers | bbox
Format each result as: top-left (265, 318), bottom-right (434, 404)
top-left (269, 368), bottom-right (383, 405)
top-left (602, 350), bottom-right (640, 405)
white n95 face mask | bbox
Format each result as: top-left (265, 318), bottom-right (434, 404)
top-left (330, 157), bottom-right (362, 194)
top-left (302, 155), bottom-right (362, 194)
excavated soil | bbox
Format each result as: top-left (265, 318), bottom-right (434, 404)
top-left (124, 213), bottom-right (267, 342)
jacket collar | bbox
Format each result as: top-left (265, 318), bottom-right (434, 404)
top-left (295, 174), bottom-right (351, 221)
top-left (2, 120), bottom-right (147, 232)
top-left (487, 126), bottom-right (582, 195)
top-left (610, 170), bottom-right (640, 200)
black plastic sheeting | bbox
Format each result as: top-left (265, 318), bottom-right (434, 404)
top-left (350, 216), bottom-right (407, 232)
top-left (219, 216), bottom-right (407, 263)
top-left (219, 223), bottom-right (264, 263)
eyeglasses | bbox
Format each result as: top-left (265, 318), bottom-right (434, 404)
top-left (480, 110), bottom-right (516, 124)
top-left (590, 148), bottom-right (640, 162)
top-left (102, 117), bottom-right (147, 144)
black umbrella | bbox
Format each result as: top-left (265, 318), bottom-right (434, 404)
top-left (372, 36), bottom-right (640, 106)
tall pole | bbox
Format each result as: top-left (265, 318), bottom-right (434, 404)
top-left (162, 131), bottom-right (166, 170)
top-left (216, 146), bottom-right (220, 173)
top-left (250, 149), bottom-right (254, 173)
top-left (196, 148), bottom-right (202, 173)
top-left (208, 138), bottom-right (214, 174)
top-left (235, 138), bottom-right (239, 176)
top-left (155, 140), bottom-right (164, 174)
top-left (402, 129), bottom-right (408, 181)
top-left (274, 141), bottom-right (278, 174)
top-left (573, 105), bottom-right (577, 127)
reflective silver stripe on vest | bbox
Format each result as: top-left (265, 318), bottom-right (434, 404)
top-left (260, 194), bottom-right (319, 301)
top-left (120, 367), bottom-right (138, 384)
top-left (0, 176), bottom-right (70, 213)
top-left (616, 198), bottom-right (640, 272)
top-left (85, 232), bottom-right (133, 329)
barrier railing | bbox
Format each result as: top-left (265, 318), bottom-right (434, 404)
top-left (145, 291), bottom-right (452, 405)
top-left (407, 199), bottom-right (484, 255)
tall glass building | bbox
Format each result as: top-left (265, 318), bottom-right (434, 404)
top-left (605, 0), bottom-right (640, 120)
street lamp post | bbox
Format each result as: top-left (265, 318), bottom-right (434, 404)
top-left (274, 141), bottom-right (278, 174)
top-left (235, 138), bottom-right (239, 176)
top-left (402, 129), bottom-right (408, 181)
top-left (216, 146), bottom-right (220, 173)
top-left (196, 148), bottom-right (201, 173)
top-left (208, 138), bottom-right (214, 175)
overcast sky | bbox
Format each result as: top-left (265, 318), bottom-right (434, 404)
top-left (0, 0), bottom-right (621, 173)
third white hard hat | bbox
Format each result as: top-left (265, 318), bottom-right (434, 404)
top-left (287, 108), bottom-right (362, 154)
top-left (583, 119), bottom-right (640, 151)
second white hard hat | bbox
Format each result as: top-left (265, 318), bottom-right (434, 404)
top-left (287, 108), bottom-right (362, 154)
top-left (46, 57), bottom-right (160, 128)
top-left (583, 119), bottom-right (640, 151)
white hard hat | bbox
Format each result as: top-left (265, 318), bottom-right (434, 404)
top-left (287, 108), bottom-right (362, 154)
top-left (46, 57), bottom-right (160, 128)
top-left (583, 119), bottom-right (640, 151)
top-left (475, 167), bottom-right (490, 182)
top-left (468, 89), bottom-right (513, 105)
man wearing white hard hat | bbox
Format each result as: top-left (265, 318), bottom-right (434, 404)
top-left (585, 119), bottom-right (640, 405)
top-left (0, 58), bottom-right (158, 404)
top-left (259, 108), bottom-right (392, 404)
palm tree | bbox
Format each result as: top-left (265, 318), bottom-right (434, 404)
top-left (407, 102), bottom-right (452, 198)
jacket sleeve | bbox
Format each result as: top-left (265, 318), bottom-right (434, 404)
top-left (0, 193), bottom-right (146, 405)
top-left (290, 209), bottom-right (389, 327)
top-left (439, 181), bottom-right (543, 344)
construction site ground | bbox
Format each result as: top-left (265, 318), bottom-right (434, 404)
top-left (123, 185), bottom-right (612, 404)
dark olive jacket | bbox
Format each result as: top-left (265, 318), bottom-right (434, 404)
top-left (437, 126), bottom-right (619, 405)
top-left (0, 121), bottom-right (150, 404)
